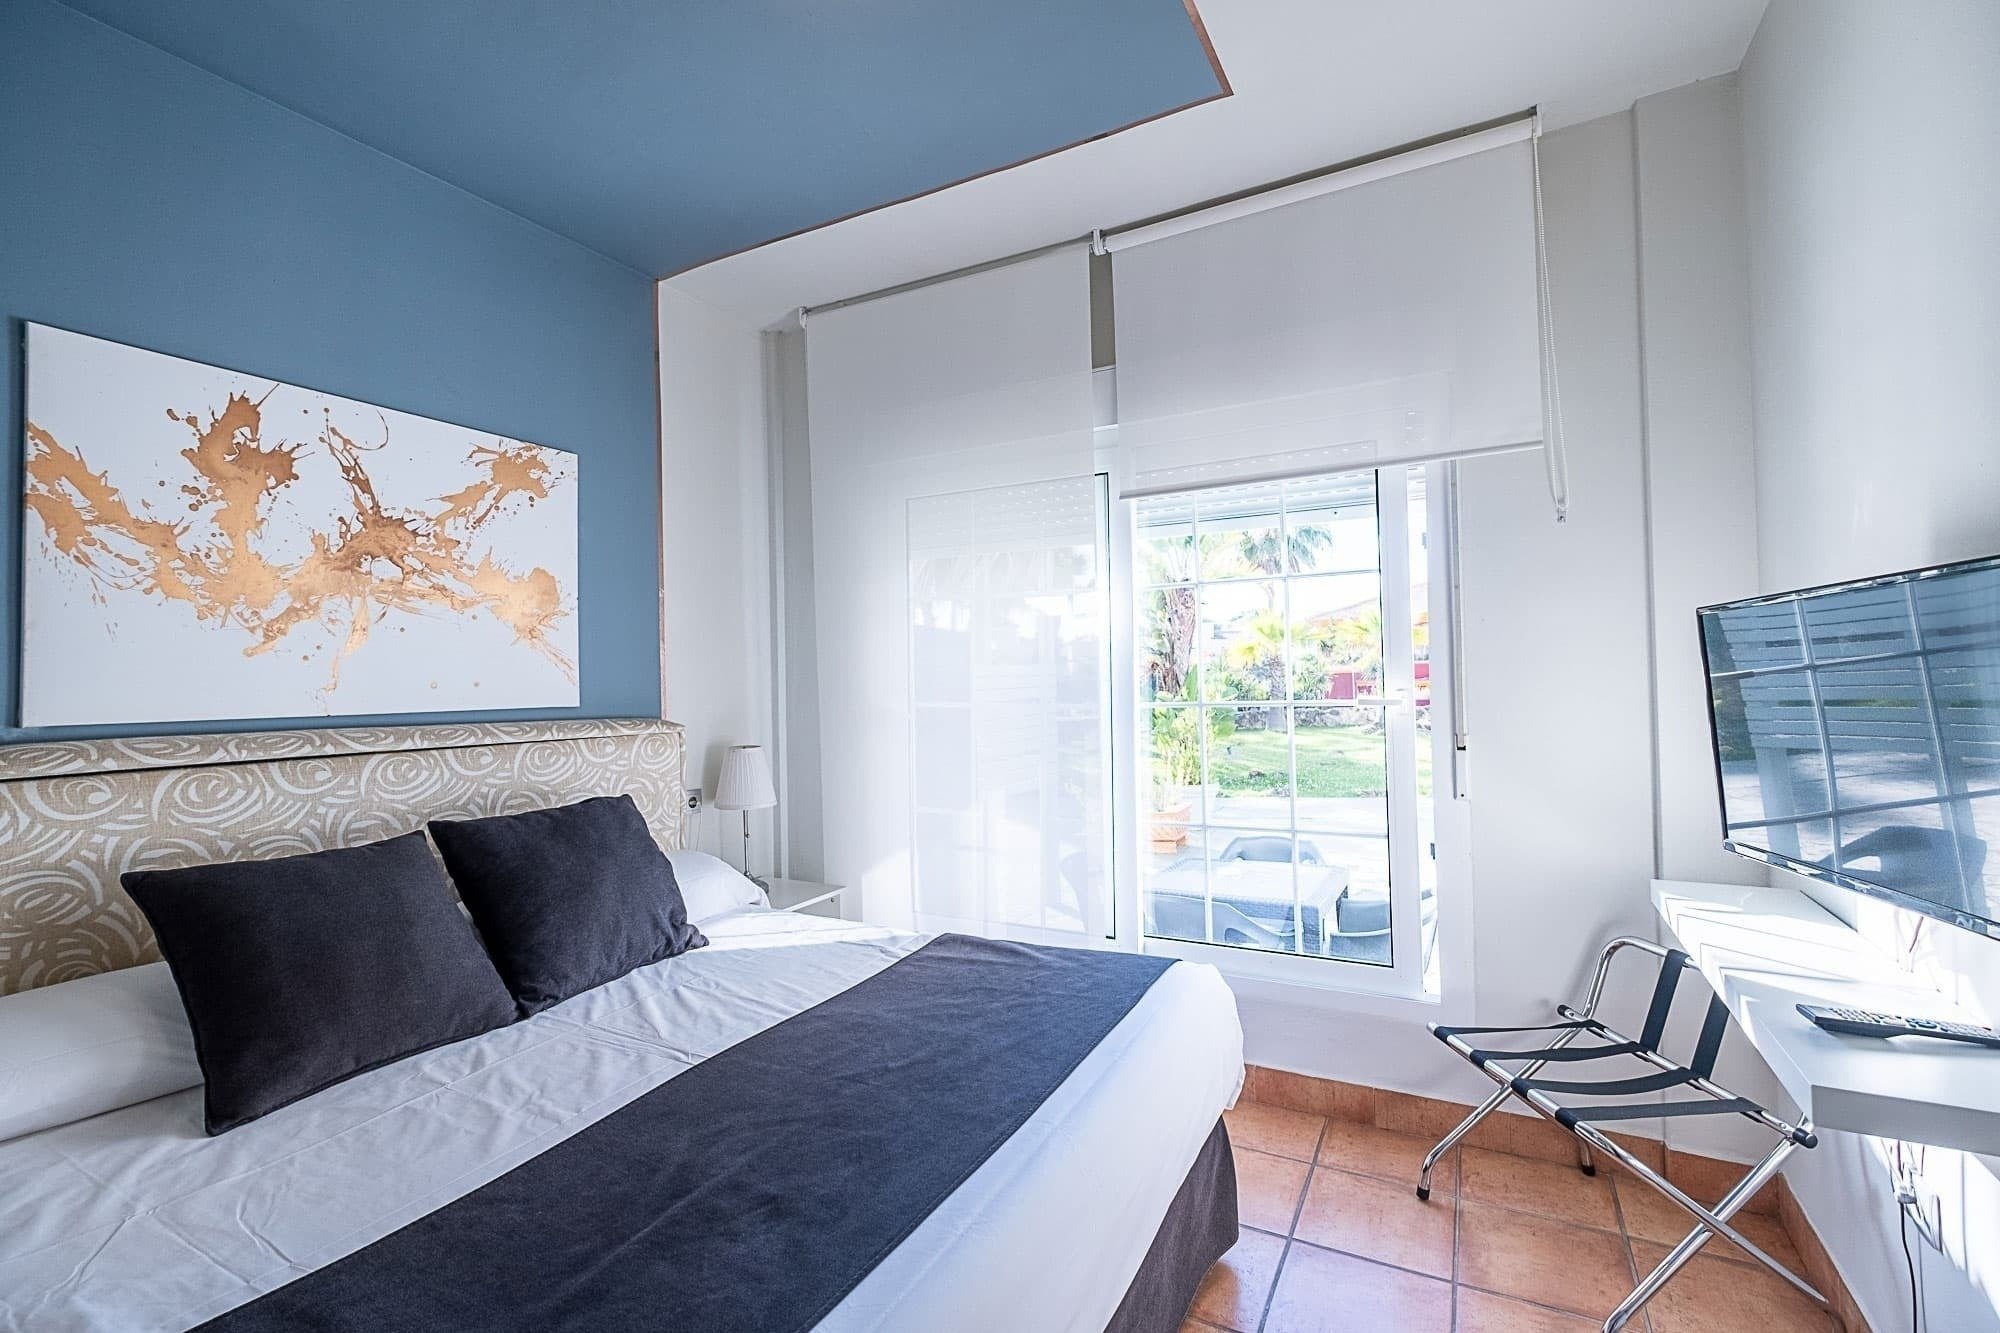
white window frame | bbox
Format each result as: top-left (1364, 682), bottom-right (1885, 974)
top-left (1101, 429), bottom-right (1471, 1009)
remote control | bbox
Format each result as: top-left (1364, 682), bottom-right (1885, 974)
top-left (1797, 1004), bottom-right (2000, 1049)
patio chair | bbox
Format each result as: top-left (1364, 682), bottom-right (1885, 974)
top-left (1148, 893), bottom-right (1294, 951)
top-left (1217, 835), bottom-right (1323, 864)
top-left (1323, 889), bottom-right (1390, 963)
top-left (1417, 936), bottom-right (1829, 1332)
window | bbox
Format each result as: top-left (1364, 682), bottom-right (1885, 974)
top-left (1133, 466), bottom-right (1442, 981)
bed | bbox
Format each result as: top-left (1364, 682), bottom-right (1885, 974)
top-left (0, 720), bottom-right (1244, 1332)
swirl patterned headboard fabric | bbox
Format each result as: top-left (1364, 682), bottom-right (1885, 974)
top-left (0, 718), bottom-right (687, 994)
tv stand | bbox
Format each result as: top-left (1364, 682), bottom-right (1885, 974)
top-left (1653, 878), bottom-right (2000, 1155)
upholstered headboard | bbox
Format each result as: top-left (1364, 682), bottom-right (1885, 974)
top-left (0, 718), bottom-right (687, 994)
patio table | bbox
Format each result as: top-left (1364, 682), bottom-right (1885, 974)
top-left (1145, 857), bottom-right (1364, 954)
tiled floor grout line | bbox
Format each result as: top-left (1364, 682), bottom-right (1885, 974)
top-left (1245, 1118), bottom-right (1591, 1322)
top-left (1266, 1211), bottom-right (1651, 1330)
top-left (1283, 1234), bottom-right (1453, 1291)
top-left (1456, 1278), bottom-right (1622, 1326)
top-left (1251, 1114), bottom-right (1327, 1333)
top-left (1456, 1189), bottom-right (1637, 1327)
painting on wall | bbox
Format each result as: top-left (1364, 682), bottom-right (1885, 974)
top-left (19, 324), bottom-right (580, 727)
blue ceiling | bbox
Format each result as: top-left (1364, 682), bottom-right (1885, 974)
top-left (58, 0), bottom-right (1225, 276)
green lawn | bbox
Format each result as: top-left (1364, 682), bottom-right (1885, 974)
top-left (1205, 725), bottom-right (1432, 799)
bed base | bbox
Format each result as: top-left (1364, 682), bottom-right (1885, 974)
top-left (1106, 1118), bottom-right (1237, 1333)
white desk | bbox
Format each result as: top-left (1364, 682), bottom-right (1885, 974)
top-left (1653, 878), bottom-right (2000, 1155)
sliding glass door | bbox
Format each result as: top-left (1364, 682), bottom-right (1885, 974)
top-left (908, 475), bottom-right (1114, 941)
top-left (897, 459), bottom-right (1446, 980)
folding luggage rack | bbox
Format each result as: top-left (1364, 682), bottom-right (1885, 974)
top-left (1419, 936), bottom-right (1831, 1332)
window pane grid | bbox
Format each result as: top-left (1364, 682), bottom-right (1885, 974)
top-left (1137, 565), bottom-right (1379, 592)
top-left (1139, 471), bottom-right (1396, 966)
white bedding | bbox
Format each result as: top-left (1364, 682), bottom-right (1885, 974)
top-left (0, 910), bottom-right (1243, 1332)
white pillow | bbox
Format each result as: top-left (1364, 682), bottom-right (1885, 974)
top-left (0, 962), bottom-right (201, 1142)
top-left (665, 849), bottom-right (768, 924)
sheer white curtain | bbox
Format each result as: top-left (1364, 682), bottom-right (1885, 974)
top-left (804, 245), bottom-right (1104, 937)
top-left (1109, 137), bottom-right (1544, 497)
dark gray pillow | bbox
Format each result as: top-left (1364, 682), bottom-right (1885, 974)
top-left (428, 794), bottom-right (706, 1015)
top-left (122, 832), bottom-right (518, 1135)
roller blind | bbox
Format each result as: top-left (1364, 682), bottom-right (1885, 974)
top-left (1109, 137), bottom-right (1543, 496)
top-left (804, 244), bottom-right (1105, 938)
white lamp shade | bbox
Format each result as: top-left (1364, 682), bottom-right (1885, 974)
top-left (712, 745), bottom-right (776, 811)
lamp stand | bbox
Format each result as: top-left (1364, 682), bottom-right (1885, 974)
top-left (737, 810), bottom-right (765, 888)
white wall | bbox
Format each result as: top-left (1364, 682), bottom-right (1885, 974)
top-left (1632, 74), bottom-right (1766, 890)
top-left (1739, 3), bottom-right (2000, 1329)
top-left (657, 284), bottom-right (778, 874)
top-left (1628, 74), bottom-right (1792, 1163)
top-left (1743, 2), bottom-right (2000, 602)
top-left (1458, 110), bottom-right (1663, 1048)
top-left (769, 326), bottom-right (826, 882)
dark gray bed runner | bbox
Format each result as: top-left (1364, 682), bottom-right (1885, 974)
top-left (198, 934), bottom-right (1177, 1333)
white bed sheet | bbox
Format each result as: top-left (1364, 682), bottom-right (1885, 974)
top-left (0, 911), bottom-right (1243, 1333)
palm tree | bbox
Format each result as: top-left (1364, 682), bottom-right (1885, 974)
top-left (1224, 609), bottom-right (1292, 703)
top-left (1326, 608), bottom-right (1385, 694)
top-left (1142, 585), bottom-right (1198, 699)
top-left (1238, 525), bottom-right (1336, 578)
top-left (1231, 525), bottom-right (1337, 611)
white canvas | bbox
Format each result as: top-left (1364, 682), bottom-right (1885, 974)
top-left (20, 325), bottom-right (580, 726)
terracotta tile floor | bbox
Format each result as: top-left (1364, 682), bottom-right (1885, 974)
top-left (1183, 1098), bottom-right (1840, 1333)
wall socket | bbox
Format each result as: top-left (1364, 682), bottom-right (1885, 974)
top-left (686, 789), bottom-right (702, 812)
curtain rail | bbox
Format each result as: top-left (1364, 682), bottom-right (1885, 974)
top-left (796, 109), bottom-right (1539, 325)
top-left (1096, 116), bottom-right (1535, 256)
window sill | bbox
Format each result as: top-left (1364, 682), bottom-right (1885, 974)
top-left (1143, 935), bottom-right (1450, 1019)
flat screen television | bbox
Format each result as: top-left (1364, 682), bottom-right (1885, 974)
top-left (1698, 553), bottom-right (2000, 939)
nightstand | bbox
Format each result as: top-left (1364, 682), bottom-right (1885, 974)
top-left (762, 877), bottom-right (846, 918)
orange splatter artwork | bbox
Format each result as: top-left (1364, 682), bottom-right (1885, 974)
top-left (24, 388), bottom-right (576, 693)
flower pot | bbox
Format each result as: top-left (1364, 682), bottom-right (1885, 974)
top-left (1149, 801), bottom-right (1193, 851)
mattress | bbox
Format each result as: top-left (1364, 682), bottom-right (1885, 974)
top-left (0, 910), bottom-right (1244, 1332)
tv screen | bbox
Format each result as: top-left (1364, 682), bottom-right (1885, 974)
top-left (1698, 554), bottom-right (2000, 938)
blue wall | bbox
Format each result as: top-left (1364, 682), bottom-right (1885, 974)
top-left (0, 0), bottom-right (662, 742)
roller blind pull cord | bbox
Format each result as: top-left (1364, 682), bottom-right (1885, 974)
top-left (1531, 119), bottom-right (1572, 524)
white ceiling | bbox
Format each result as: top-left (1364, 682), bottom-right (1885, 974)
top-left (671, 0), bottom-right (1766, 328)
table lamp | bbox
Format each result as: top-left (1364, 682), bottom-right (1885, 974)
top-left (712, 744), bottom-right (776, 884)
